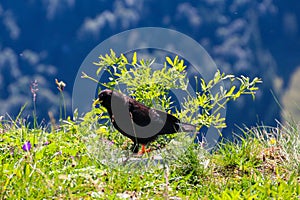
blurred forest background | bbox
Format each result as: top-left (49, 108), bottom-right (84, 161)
top-left (0, 0), bottom-right (299, 137)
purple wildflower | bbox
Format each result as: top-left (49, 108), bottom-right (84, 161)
top-left (22, 141), bottom-right (32, 151)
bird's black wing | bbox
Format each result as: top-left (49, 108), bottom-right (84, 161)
top-left (128, 99), bottom-right (176, 131)
top-left (133, 103), bottom-right (181, 134)
top-left (157, 110), bottom-right (180, 134)
top-left (128, 98), bottom-right (151, 127)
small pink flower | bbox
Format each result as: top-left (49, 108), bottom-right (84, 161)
top-left (30, 80), bottom-right (38, 102)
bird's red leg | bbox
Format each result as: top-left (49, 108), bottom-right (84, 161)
top-left (128, 111), bottom-right (152, 155)
top-left (140, 144), bottom-right (146, 154)
top-left (138, 144), bottom-right (152, 155)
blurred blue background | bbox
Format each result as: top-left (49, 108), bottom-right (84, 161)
top-left (0, 0), bottom-right (299, 137)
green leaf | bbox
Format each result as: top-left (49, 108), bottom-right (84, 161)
top-left (174, 55), bottom-right (178, 65)
top-left (234, 91), bottom-right (241, 100)
top-left (96, 67), bottom-right (102, 76)
top-left (226, 85), bottom-right (236, 97)
top-left (213, 71), bottom-right (221, 85)
top-left (166, 56), bottom-right (173, 66)
top-left (121, 54), bottom-right (128, 63)
top-left (132, 52), bottom-right (137, 65)
top-left (110, 49), bottom-right (116, 57)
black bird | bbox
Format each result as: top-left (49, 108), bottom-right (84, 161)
top-left (93, 89), bottom-right (196, 154)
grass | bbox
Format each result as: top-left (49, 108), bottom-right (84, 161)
top-left (1, 109), bottom-right (300, 199)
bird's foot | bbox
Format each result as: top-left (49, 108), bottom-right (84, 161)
top-left (137, 145), bottom-right (152, 155)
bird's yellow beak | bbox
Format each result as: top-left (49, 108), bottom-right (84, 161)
top-left (93, 98), bottom-right (102, 106)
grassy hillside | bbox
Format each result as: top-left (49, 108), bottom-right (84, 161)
top-left (1, 111), bottom-right (299, 199)
top-left (1, 53), bottom-right (299, 199)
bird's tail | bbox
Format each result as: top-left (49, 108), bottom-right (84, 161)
top-left (177, 122), bottom-right (197, 132)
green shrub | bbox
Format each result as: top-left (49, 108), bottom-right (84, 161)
top-left (83, 49), bottom-right (262, 150)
